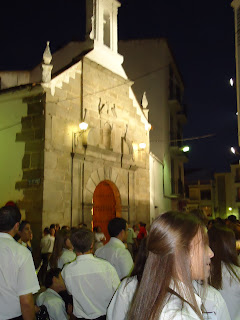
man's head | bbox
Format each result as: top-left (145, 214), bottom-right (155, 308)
top-left (70, 228), bottom-right (94, 254)
top-left (108, 218), bottom-right (128, 242)
top-left (0, 205), bottom-right (21, 234)
top-left (43, 227), bottom-right (50, 235)
top-left (50, 224), bottom-right (56, 236)
top-left (19, 220), bottom-right (32, 243)
top-left (45, 268), bottom-right (66, 292)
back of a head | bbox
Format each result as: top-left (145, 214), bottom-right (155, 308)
top-left (44, 227), bottom-right (50, 235)
top-left (208, 225), bottom-right (238, 265)
top-left (227, 215), bottom-right (237, 223)
top-left (71, 228), bottom-right (94, 253)
top-left (208, 224), bottom-right (239, 289)
top-left (190, 209), bottom-right (208, 225)
top-left (108, 217), bottom-right (127, 237)
top-left (129, 211), bottom-right (204, 320)
top-left (131, 237), bottom-right (148, 282)
top-left (0, 205), bottom-right (21, 232)
top-left (45, 268), bottom-right (61, 288)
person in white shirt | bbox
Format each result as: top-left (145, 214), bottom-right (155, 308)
top-left (208, 224), bottom-right (240, 320)
top-left (107, 238), bottom-right (148, 320)
top-left (18, 220), bottom-right (32, 251)
top-left (62, 228), bottom-right (120, 320)
top-left (93, 226), bottom-right (106, 252)
top-left (95, 218), bottom-right (133, 280)
top-left (36, 268), bottom-right (68, 320)
top-left (49, 229), bottom-right (76, 269)
top-left (107, 237), bottom-right (230, 320)
top-left (0, 205), bottom-right (40, 320)
top-left (126, 211), bottom-right (214, 320)
top-left (126, 226), bottom-right (137, 258)
top-left (39, 227), bottom-right (55, 285)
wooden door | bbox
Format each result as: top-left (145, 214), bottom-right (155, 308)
top-left (93, 181), bottom-right (116, 243)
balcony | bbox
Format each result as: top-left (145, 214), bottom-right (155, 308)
top-left (171, 179), bottom-right (184, 197)
top-left (177, 104), bottom-right (187, 124)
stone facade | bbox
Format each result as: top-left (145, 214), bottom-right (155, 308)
top-left (42, 57), bottom-right (150, 229)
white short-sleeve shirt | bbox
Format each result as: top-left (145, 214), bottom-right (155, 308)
top-left (57, 248), bottom-right (76, 269)
top-left (219, 263), bottom-right (240, 320)
top-left (95, 237), bottom-right (134, 280)
top-left (107, 277), bottom-right (230, 320)
top-left (41, 234), bottom-right (55, 254)
top-left (0, 232), bottom-right (40, 319)
top-left (62, 253), bottom-right (120, 319)
top-left (36, 288), bottom-right (68, 320)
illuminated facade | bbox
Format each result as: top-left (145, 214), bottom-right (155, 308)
top-left (0, 0), bottom-right (150, 245)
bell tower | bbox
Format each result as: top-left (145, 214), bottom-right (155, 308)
top-left (86, 0), bottom-right (127, 78)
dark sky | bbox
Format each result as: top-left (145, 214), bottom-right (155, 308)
top-left (1, 0), bottom-right (238, 177)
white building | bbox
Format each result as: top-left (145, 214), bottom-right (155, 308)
top-left (119, 39), bottom-right (188, 221)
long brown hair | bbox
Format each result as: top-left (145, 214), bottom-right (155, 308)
top-left (49, 229), bottom-right (71, 268)
top-left (128, 211), bottom-right (206, 320)
top-left (208, 224), bottom-right (240, 289)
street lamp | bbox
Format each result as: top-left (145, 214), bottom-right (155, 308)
top-left (182, 146), bottom-right (190, 153)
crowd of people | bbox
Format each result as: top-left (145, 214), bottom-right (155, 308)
top-left (1, 203), bottom-right (240, 320)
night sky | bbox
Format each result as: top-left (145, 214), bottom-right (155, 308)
top-left (1, 0), bottom-right (238, 179)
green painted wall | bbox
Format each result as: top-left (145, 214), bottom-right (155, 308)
top-left (0, 98), bottom-right (27, 206)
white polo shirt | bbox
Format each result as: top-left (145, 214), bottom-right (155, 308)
top-left (62, 253), bottom-right (120, 319)
top-left (36, 288), bottom-right (68, 320)
top-left (95, 237), bottom-right (133, 280)
top-left (58, 248), bottom-right (76, 269)
top-left (0, 232), bottom-right (40, 320)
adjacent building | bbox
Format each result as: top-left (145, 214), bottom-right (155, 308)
top-left (119, 39), bottom-right (188, 221)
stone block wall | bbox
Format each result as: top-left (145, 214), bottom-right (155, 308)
top-left (16, 92), bottom-right (45, 248)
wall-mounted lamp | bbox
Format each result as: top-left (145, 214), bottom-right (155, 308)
top-left (228, 207), bottom-right (233, 211)
top-left (74, 122), bottom-right (89, 147)
top-left (79, 122), bottom-right (88, 131)
top-left (139, 142), bottom-right (146, 150)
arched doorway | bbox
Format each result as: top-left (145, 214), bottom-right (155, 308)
top-left (92, 180), bottom-right (121, 242)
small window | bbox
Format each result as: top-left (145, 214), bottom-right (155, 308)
top-left (103, 10), bottom-right (110, 47)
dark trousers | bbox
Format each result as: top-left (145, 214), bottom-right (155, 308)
top-left (38, 253), bottom-right (51, 285)
top-left (8, 316), bottom-right (23, 320)
top-left (76, 316), bottom-right (106, 320)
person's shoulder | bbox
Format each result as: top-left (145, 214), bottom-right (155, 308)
top-left (11, 239), bottom-right (32, 257)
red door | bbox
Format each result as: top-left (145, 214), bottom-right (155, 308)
top-left (93, 181), bottom-right (116, 243)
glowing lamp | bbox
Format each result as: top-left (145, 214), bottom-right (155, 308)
top-left (182, 146), bottom-right (190, 153)
top-left (79, 122), bottom-right (88, 131)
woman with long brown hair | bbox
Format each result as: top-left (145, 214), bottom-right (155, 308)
top-left (128, 211), bottom-right (213, 320)
top-left (208, 224), bottom-right (240, 319)
top-left (49, 229), bottom-right (76, 269)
